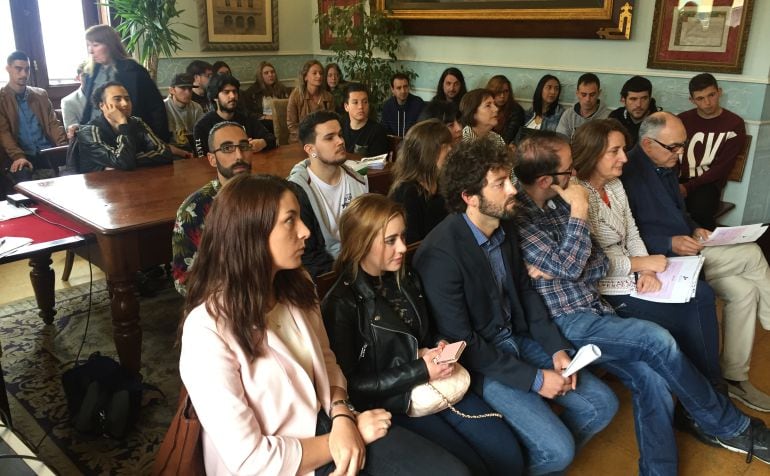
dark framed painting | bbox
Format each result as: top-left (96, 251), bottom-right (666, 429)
top-left (373, 0), bottom-right (635, 40)
top-left (318, 0), bottom-right (361, 49)
top-left (647, 0), bottom-right (753, 73)
top-left (197, 0), bottom-right (278, 51)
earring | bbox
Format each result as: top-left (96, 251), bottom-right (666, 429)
top-left (311, 153), bottom-right (318, 158)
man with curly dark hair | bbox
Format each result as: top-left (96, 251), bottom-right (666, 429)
top-left (413, 137), bottom-right (618, 475)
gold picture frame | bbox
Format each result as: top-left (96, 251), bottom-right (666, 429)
top-left (198, 0), bottom-right (278, 51)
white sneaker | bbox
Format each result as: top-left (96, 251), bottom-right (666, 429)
top-left (727, 381), bottom-right (770, 413)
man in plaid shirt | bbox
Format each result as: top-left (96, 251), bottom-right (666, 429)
top-left (513, 130), bottom-right (770, 473)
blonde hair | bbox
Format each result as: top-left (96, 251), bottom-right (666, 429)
top-left (335, 194), bottom-right (406, 281)
top-left (84, 25), bottom-right (129, 74)
top-left (296, 59), bottom-right (324, 96)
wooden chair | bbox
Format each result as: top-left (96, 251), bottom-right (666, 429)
top-left (386, 135), bottom-right (402, 159)
top-left (715, 134), bottom-right (752, 220)
top-left (272, 99), bottom-right (290, 146)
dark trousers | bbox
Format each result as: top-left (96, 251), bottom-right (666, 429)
top-left (605, 278), bottom-right (723, 387)
top-left (315, 411), bottom-right (471, 476)
top-left (8, 154), bottom-right (53, 184)
top-left (392, 391), bottom-right (525, 475)
top-left (684, 182), bottom-right (721, 229)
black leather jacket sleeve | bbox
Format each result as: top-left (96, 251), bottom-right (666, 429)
top-left (77, 117), bottom-right (172, 173)
top-left (321, 277), bottom-right (430, 412)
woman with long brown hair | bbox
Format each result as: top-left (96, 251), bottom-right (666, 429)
top-left (322, 194), bottom-right (524, 475)
top-left (486, 75), bottom-right (525, 144)
top-left (242, 61), bottom-right (291, 132)
top-left (388, 119), bottom-right (452, 243)
top-left (287, 60), bottom-right (334, 143)
top-left (179, 174), bottom-right (459, 475)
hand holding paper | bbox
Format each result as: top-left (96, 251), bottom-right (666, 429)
top-left (562, 344), bottom-right (602, 377)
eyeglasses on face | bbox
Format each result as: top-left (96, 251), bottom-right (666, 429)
top-left (212, 141), bottom-right (252, 154)
top-left (650, 137), bottom-right (686, 153)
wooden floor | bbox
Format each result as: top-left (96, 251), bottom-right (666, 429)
top-left (0, 254), bottom-right (769, 475)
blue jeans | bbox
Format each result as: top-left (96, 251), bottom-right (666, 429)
top-left (553, 311), bottom-right (749, 476)
top-left (393, 391), bottom-right (524, 475)
top-left (605, 279), bottom-right (723, 387)
top-left (480, 331), bottom-right (618, 475)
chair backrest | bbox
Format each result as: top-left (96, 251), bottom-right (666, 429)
top-left (272, 99), bottom-right (290, 146)
top-left (727, 134), bottom-right (752, 182)
top-left (38, 145), bottom-right (70, 176)
top-left (386, 135), bottom-right (402, 159)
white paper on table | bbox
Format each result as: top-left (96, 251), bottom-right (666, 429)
top-left (701, 224), bottom-right (768, 247)
top-left (345, 153), bottom-right (388, 174)
top-left (562, 344), bottom-right (602, 377)
top-left (0, 200), bottom-right (35, 221)
top-left (629, 256), bottom-right (704, 304)
top-left (0, 236), bottom-right (33, 257)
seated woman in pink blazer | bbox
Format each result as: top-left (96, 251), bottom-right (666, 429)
top-left (179, 173), bottom-right (470, 476)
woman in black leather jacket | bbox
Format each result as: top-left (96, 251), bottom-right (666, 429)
top-left (322, 194), bottom-right (524, 476)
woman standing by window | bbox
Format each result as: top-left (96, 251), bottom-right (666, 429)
top-left (80, 24), bottom-right (169, 142)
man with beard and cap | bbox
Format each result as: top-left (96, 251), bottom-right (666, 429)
top-left (412, 136), bottom-right (618, 476)
top-left (288, 110), bottom-right (368, 277)
top-left (192, 74), bottom-right (275, 157)
top-left (172, 121), bottom-right (254, 295)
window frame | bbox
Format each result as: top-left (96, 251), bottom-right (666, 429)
top-left (8, 0), bottom-right (101, 104)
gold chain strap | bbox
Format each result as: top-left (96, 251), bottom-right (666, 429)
top-left (426, 383), bottom-right (503, 420)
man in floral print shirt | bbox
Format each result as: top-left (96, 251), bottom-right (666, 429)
top-left (171, 121), bottom-right (254, 295)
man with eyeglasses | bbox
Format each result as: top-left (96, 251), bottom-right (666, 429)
top-left (288, 111), bottom-right (368, 276)
top-left (172, 121), bottom-right (255, 295)
top-left (678, 73), bottom-right (747, 229)
top-left (514, 129), bottom-right (770, 472)
top-left (193, 74), bottom-right (275, 157)
top-left (624, 111), bottom-right (770, 413)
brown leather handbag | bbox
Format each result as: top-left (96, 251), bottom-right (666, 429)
top-left (152, 386), bottom-right (205, 476)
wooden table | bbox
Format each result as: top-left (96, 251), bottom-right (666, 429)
top-left (1, 205), bottom-right (94, 323)
top-left (15, 144), bottom-right (391, 374)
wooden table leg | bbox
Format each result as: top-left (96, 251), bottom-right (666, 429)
top-left (99, 235), bottom-right (142, 375)
top-left (28, 253), bottom-right (55, 325)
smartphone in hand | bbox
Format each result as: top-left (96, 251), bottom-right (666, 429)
top-left (434, 341), bottom-right (466, 364)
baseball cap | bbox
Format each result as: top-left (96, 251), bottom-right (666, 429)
top-left (170, 73), bottom-right (195, 88)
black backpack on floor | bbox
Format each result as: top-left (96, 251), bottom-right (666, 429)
top-left (61, 352), bottom-right (145, 439)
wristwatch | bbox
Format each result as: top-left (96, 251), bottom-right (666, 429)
top-left (331, 398), bottom-right (356, 413)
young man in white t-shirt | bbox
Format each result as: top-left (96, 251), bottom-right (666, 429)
top-left (288, 110), bottom-right (368, 276)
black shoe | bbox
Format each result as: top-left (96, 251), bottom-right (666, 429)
top-left (673, 402), bottom-right (720, 447)
top-left (716, 418), bottom-right (770, 465)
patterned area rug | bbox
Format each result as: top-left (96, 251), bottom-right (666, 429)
top-left (0, 281), bottom-right (184, 475)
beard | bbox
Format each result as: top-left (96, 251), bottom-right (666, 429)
top-left (479, 194), bottom-right (517, 220)
top-left (217, 159), bottom-right (251, 179)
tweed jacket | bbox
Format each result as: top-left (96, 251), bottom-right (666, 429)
top-left (578, 178), bottom-right (649, 278)
top-left (0, 85), bottom-right (67, 166)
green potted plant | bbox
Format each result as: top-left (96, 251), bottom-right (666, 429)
top-left (316, 1), bottom-right (416, 112)
top-left (99, 0), bottom-right (192, 80)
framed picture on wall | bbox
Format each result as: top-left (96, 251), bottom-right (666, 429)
top-left (197, 0), bottom-right (279, 51)
top-left (647, 0), bottom-right (753, 73)
top-left (373, 0), bottom-right (635, 40)
top-left (318, 0), bottom-right (360, 49)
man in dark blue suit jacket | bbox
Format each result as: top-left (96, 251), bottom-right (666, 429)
top-left (413, 137), bottom-right (617, 475)
top-left (623, 111), bottom-right (770, 412)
